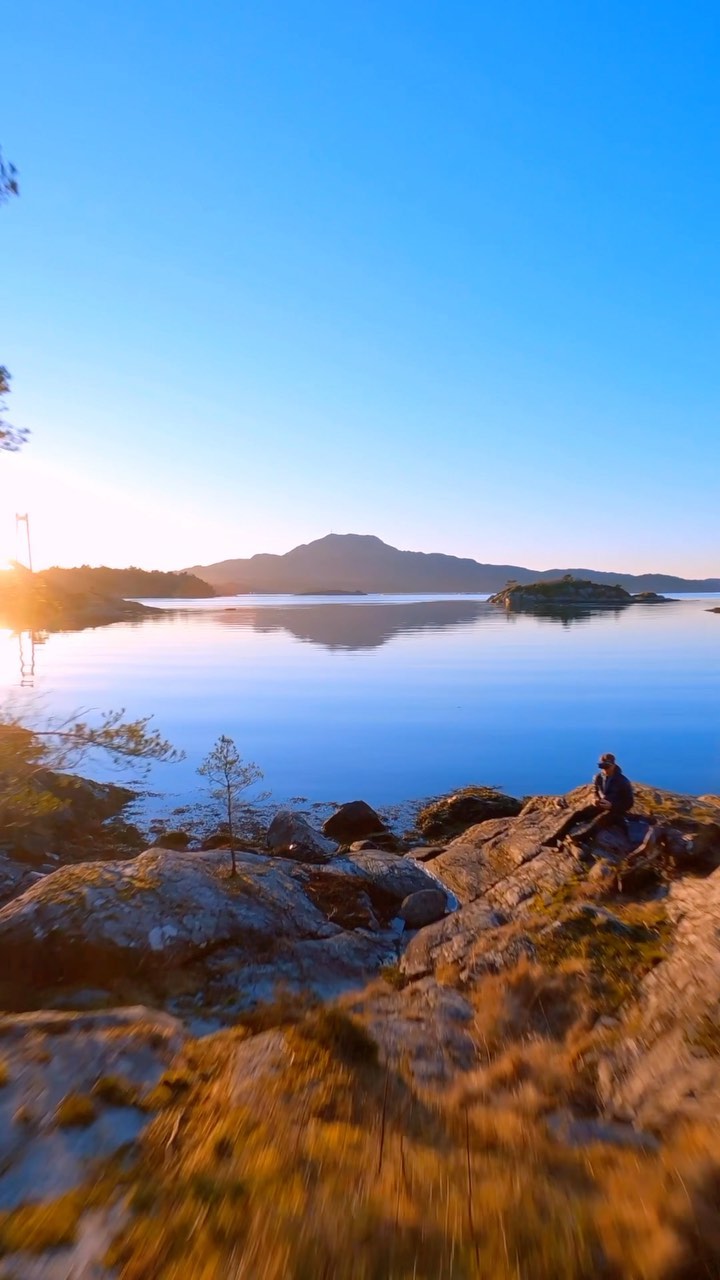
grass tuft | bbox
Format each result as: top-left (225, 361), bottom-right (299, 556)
top-left (0, 1194), bottom-right (82, 1255)
top-left (92, 1074), bottom-right (139, 1107)
top-left (55, 1092), bottom-right (97, 1128)
top-left (296, 1007), bottom-right (379, 1067)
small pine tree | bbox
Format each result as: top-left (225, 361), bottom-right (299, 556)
top-left (197, 736), bottom-right (263, 875)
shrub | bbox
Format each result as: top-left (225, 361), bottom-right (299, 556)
top-left (92, 1074), bottom-right (139, 1107)
top-left (0, 1195), bottom-right (82, 1255)
top-left (297, 1008), bottom-right (379, 1066)
top-left (55, 1092), bottom-right (97, 1128)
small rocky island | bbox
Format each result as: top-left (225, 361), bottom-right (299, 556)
top-left (489, 574), bottom-right (670, 609)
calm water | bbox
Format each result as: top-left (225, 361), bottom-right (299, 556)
top-left (2, 593), bottom-right (719, 811)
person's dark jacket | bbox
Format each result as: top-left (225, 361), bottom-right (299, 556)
top-left (594, 767), bottom-right (634, 813)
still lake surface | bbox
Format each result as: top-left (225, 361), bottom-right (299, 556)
top-left (2, 593), bottom-right (719, 813)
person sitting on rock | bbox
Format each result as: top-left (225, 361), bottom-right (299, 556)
top-left (571, 753), bottom-right (634, 855)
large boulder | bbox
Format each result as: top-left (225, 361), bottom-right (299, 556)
top-left (430, 792), bottom-right (591, 905)
top-left (400, 899), bottom-right (510, 981)
top-left (398, 889), bottom-right (447, 929)
top-left (335, 848), bottom-right (441, 903)
top-left (0, 848), bottom-right (338, 989)
top-left (416, 787), bottom-right (522, 841)
top-left (322, 801), bottom-right (388, 844)
top-left (266, 811), bottom-right (336, 862)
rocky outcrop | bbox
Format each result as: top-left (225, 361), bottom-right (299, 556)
top-left (429, 791), bottom-right (592, 905)
top-left (337, 848), bottom-right (438, 901)
top-left (266, 811), bottom-right (336, 862)
top-left (415, 787), bottom-right (522, 841)
top-left (598, 868), bottom-right (720, 1129)
top-left (0, 843), bottom-right (445, 1015)
top-left (489, 576), bottom-right (669, 610)
top-left (347, 978), bottom-right (477, 1085)
top-left (322, 801), bottom-right (389, 844)
top-left (3, 777), bottom-right (720, 1277)
top-left (0, 848), bottom-right (340, 990)
top-left (401, 898), bottom-right (509, 980)
top-left (398, 888), bottom-right (447, 929)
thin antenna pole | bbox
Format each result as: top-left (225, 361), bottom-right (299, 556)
top-left (15, 513), bottom-right (32, 572)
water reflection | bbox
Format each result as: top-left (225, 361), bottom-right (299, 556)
top-left (500, 604), bottom-right (628, 627)
top-left (2, 593), bottom-right (719, 803)
top-left (219, 599), bottom-right (493, 650)
top-left (217, 599), bottom-right (634, 647)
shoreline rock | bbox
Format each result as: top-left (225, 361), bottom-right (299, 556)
top-left (1, 776), bottom-right (720, 1274)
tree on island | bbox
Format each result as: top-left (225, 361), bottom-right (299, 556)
top-left (198, 735), bottom-right (264, 876)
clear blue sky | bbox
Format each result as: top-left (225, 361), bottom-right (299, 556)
top-left (2, 1), bottom-right (718, 574)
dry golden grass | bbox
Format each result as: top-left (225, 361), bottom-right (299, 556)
top-left (94, 969), bottom-right (720, 1280)
top-left (54, 1091), bottom-right (97, 1128)
top-left (0, 1193), bottom-right (83, 1255)
top-left (4, 879), bottom-right (693, 1279)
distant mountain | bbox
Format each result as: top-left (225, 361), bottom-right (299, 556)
top-left (186, 534), bottom-right (720, 595)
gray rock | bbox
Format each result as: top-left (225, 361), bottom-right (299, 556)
top-left (0, 1007), bottom-right (184, 1212)
top-left (0, 848), bottom-right (338, 987)
top-left (432, 792), bottom-right (594, 906)
top-left (347, 978), bottom-right (476, 1084)
top-left (399, 889), bottom-right (447, 929)
top-left (0, 854), bottom-right (41, 908)
top-left (400, 898), bottom-right (507, 980)
top-left (337, 849), bottom-right (440, 902)
top-left (266, 810), bottom-right (336, 862)
top-left (322, 801), bottom-right (388, 844)
top-left (598, 866), bottom-right (720, 1129)
top-left (545, 1110), bottom-right (658, 1151)
top-left (405, 845), bottom-right (446, 862)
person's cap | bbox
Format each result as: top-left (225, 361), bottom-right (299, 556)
top-left (598, 752), bottom-right (616, 766)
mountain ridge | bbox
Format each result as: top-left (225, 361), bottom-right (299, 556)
top-left (186, 533), bottom-right (720, 595)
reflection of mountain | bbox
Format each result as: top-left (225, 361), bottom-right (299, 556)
top-left (221, 600), bottom-right (492, 651)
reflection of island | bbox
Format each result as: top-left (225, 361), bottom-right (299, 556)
top-left (503, 604), bottom-right (628, 627)
top-left (220, 600), bottom-right (493, 650)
